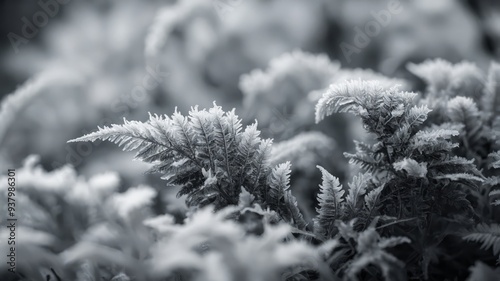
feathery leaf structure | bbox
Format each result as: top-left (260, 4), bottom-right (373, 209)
top-left (314, 166), bottom-right (345, 240)
top-left (464, 223), bottom-right (500, 259)
top-left (70, 103), bottom-right (306, 228)
top-left (313, 78), bottom-right (484, 253)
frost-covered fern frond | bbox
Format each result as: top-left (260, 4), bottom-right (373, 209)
top-left (489, 151), bottom-right (500, 170)
top-left (330, 68), bottom-right (409, 92)
top-left (343, 141), bottom-right (383, 173)
top-left (448, 97), bottom-right (481, 128)
top-left (314, 166), bottom-right (345, 240)
top-left (267, 162), bottom-right (307, 230)
top-left (315, 79), bottom-right (484, 185)
top-left (313, 75), bottom-right (486, 273)
top-left (70, 104), bottom-right (244, 207)
top-left (409, 128), bottom-right (460, 154)
top-left (364, 185), bottom-right (385, 213)
top-left (70, 104), bottom-right (306, 228)
top-left (315, 80), bottom-right (416, 126)
top-left (0, 69), bottom-right (81, 145)
top-left (345, 173), bottom-right (371, 211)
top-left (464, 223), bottom-right (500, 260)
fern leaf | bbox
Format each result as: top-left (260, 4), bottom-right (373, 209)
top-left (410, 129), bottom-right (459, 154)
top-left (189, 106), bottom-right (218, 171)
top-left (235, 122), bottom-right (261, 188)
top-left (344, 141), bottom-right (383, 173)
top-left (489, 189), bottom-right (500, 206)
top-left (249, 139), bottom-right (273, 193)
top-left (489, 151), bottom-right (500, 169)
top-left (315, 80), bottom-right (391, 123)
top-left (412, 129), bottom-right (459, 143)
top-left (448, 97), bottom-right (480, 123)
top-left (365, 185), bottom-right (385, 212)
top-left (447, 96), bottom-right (483, 143)
top-left (283, 190), bottom-right (307, 230)
top-left (267, 162), bottom-right (292, 204)
top-left (314, 165), bottom-right (345, 240)
top-left (171, 109), bottom-right (198, 161)
top-left (346, 173), bottom-right (370, 210)
top-left (210, 105), bottom-right (241, 183)
top-left (464, 224), bottom-right (500, 256)
top-left (315, 80), bottom-right (419, 144)
top-left (69, 104), bottom-right (278, 210)
top-left (344, 152), bottom-right (382, 173)
top-left (405, 105), bottom-right (432, 128)
top-left (433, 173), bottom-right (484, 183)
top-left (332, 68), bottom-right (409, 91)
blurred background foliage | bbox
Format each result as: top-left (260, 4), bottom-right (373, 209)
top-left (0, 0), bottom-right (499, 241)
top-left (1, 0), bottom-right (500, 280)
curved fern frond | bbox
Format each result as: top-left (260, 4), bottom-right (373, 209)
top-left (315, 80), bottom-right (419, 141)
top-left (464, 224), bottom-right (500, 258)
top-left (314, 166), bottom-right (345, 240)
top-left (267, 162), bottom-right (292, 204)
top-left (315, 80), bottom-right (401, 123)
top-left (70, 104), bottom-right (306, 226)
top-left (345, 173), bottom-right (370, 211)
top-left (68, 105), bottom-right (262, 208)
top-left (365, 185), bottom-right (385, 212)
